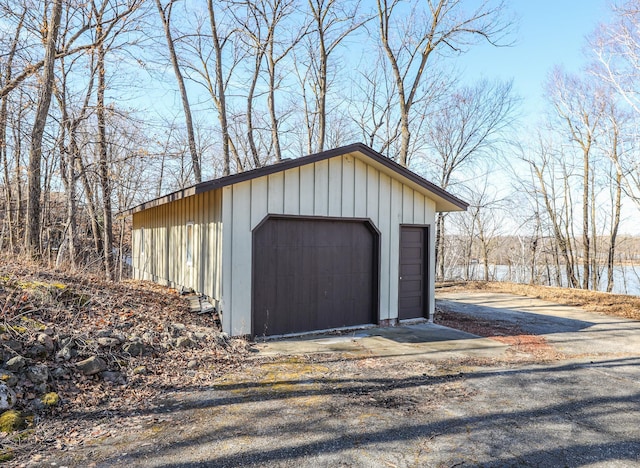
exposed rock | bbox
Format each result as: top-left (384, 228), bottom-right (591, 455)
top-left (5, 355), bottom-right (27, 372)
top-left (0, 384), bottom-right (16, 410)
top-left (2, 340), bottom-right (22, 353)
top-left (176, 336), bottom-right (195, 348)
top-left (123, 341), bottom-right (147, 356)
top-left (25, 343), bottom-right (48, 359)
top-left (96, 337), bottom-right (120, 347)
top-left (42, 326), bottom-right (55, 336)
top-left (101, 371), bottom-right (125, 384)
top-left (96, 329), bottom-right (113, 338)
top-left (59, 337), bottom-right (76, 349)
top-left (170, 323), bottom-right (186, 337)
top-left (142, 332), bottom-right (155, 344)
top-left (76, 356), bottom-right (107, 376)
top-left (112, 333), bottom-right (126, 343)
top-left (213, 332), bottom-right (230, 348)
top-left (132, 365), bottom-right (147, 375)
top-left (26, 365), bottom-right (49, 384)
top-left (187, 360), bottom-right (198, 369)
top-left (37, 333), bottom-right (55, 352)
top-left (0, 371), bottom-right (17, 387)
top-left (0, 410), bottom-right (24, 433)
top-left (51, 367), bottom-right (69, 379)
top-left (193, 332), bottom-right (207, 341)
top-left (56, 345), bottom-right (76, 361)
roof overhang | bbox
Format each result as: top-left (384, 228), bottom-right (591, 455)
top-left (121, 143), bottom-right (468, 216)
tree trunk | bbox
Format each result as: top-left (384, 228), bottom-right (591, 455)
top-left (607, 129), bottom-right (622, 293)
top-left (155, 0), bottom-right (201, 183)
top-left (267, 54), bottom-right (281, 161)
top-left (207, 0), bottom-right (231, 175)
top-left (582, 145), bottom-right (590, 289)
top-left (77, 154), bottom-right (103, 256)
top-left (97, 33), bottom-right (114, 280)
top-left (26, 0), bottom-right (63, 258)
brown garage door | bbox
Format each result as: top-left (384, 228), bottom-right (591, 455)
top-left (398, 226), bottom-right (428, 320)
top-left (252, 217), bottom-right (378, 337)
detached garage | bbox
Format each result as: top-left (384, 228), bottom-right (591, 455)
top-left (125, 143), bottom-right (467, 337)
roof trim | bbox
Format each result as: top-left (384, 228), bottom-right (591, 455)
top-left (121, 143), bottom-right (468, 215)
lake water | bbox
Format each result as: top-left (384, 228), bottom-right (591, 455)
top-left (447, 264), bottom-right (640, 296)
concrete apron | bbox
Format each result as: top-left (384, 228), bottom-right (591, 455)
top-left (255, 291), bottom-right (640, 360)
top-left (256, 322), bottom-right (508, 360)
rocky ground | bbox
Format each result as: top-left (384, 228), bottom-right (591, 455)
top-left (0, 260), bottom-right (252, 465)
top-left (2, 263), bottom-right (639, 466)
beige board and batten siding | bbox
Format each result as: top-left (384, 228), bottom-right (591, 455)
top-left (222, 152), bottom-right (436, 336)
top-left (132, 188), bottom-right (223, 305)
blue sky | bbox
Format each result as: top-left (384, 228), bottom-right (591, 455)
top-left (459, 0), bottom-right (612, 121)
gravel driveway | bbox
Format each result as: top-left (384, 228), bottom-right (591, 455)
top-left (49, 291), bottom-right (640, 467)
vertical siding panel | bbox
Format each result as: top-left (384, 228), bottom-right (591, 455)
top-left (221, 186), bottom-right (233, 334)
top-left (168, 204), bottom-right (174, 285)
top-left (197, 193), bottom-right (204, 292)
top-left (299, 164), bottom-right (315, 215)
top-left (230, 181), bottom-right (252, 335)
top-left (150, 208), bottom-right (154, 281)
top-left (208, 190), bottom-right (216, 299)
top-left (284, 167), bottom-right (300, 215)
top-left (402, 185), bottom-right (414, 224)
top-left (214, 189), bottom-right (223, 302)
top-left (354, 158), bottom-right (367, 218)
top-left (251, 177), bottom-right (268, 229)
top-left (328, 157), bottom-right (342, 216)
top-left (212, 190), bottom-right (219, 300)
top-left (267, 172), bottom-right (285, 213)
top-left (179, 198), bottom-right (185, 286)
top-left (378, 173), bottom-right (391, 320)
top-left (388, 179), bottom-right (403, 320)
top-left (341, 155), bottom-right (355, 217)
top-left (366, 165), bottom-right (379, 226)
top-left (414, 192), bottom-right (425, 224)
top-left (183, 197), bottom-right (189, 287)
top-left (313, 160), bottom-right (329, 216)
top-left (159, 206), bottom-right (164, 283)
top-left (201, 192), bottom-right (209, 296)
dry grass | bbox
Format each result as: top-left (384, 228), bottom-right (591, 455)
top-left (437, 281), bottom-right (640, 321)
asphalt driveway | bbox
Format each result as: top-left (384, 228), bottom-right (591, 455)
top-left (51, 291), bottom-right (640, 467)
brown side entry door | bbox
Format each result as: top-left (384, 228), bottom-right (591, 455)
top-left (398, 226), bottom-right (429, 320)
top-left (252, 217), bottom-right (378, 337)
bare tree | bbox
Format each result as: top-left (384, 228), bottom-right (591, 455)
top-left (591, 2), bottom-right (640, 210)
top-left (546, 68), bottom-right (606, 289)
top-left (602, 102), bottom-right (626, 292)
top-left (296, 0), bottom-right (366, 153)
top-left (375, 0), bottom-right (511, 166)
top-left (26, 0), bottom-right (63, 257)
top-left (521, 136), bottom-right (580, 289)
top-left (0, 6), bottom-right (26, 251)
top-left (426, 79), bottom-right (517, 279)
top-left (155, 0), bottom-right (201, 183)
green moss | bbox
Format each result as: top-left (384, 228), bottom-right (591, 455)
top-left (0, 449), bottom-right (14, 463)
top-left (16, 279), bottom-right (65, 290)
top-left (0, 410), bottom-right (25, 433)
top-left (1, 325), bottom-right (28, 334)
top-left (19, 316), bottom-right (46, 331)
top-left (41, 392), bottom-right (60, 407)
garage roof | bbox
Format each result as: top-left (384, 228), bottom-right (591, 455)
top-left (123, 143), bottom-right (468, 215)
